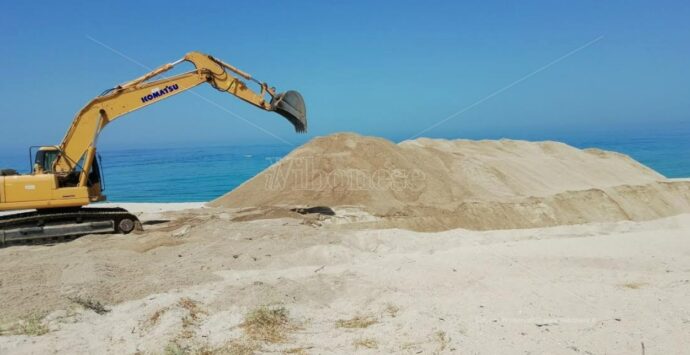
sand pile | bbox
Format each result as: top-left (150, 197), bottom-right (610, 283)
top-left (211, 133), bottom-right (690, 231)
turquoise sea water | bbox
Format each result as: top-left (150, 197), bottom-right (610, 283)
top-left (1, 133), bottom-right (688, 202)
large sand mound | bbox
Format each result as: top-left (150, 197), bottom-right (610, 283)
top-left (211, 133), bottom-right (690, 231)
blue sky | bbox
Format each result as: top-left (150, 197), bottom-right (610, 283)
top-left (1, 1), bottom-right (689, 153)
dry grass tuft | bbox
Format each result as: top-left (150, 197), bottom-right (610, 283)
top-left (353, 337), bottom-right (378, 349)
top-left (178, 297), bottom-right (196, 310)
top-left (68, 295), bottom-right (110, 315)
top-left (434, 331), bottom-right (449, 352)
top-left (194, 340), bottom-right (257, 355)
top-left (178, 298), bottom-right (203, 317)
top-left (222, 341), bottom-right (258, 355)
top-left (241, 305), bottom-right (293, 343)
top-left (178, 297), bottom-right (207, 327)
top-left (147, 307), bottom-right (168, 327)
top-left (10, 312), bottom-right (50, 336)
top-left (162, 298), bottom-right (209, 344)
top-left (384, 304), bottom-right (400, 318)
top-left (335, 315), bottom-right (377, 329)
top-left (621, 282), bottom-right (648, 289)
top-left (161, 304), bottom-right (297, 354)
top-left (162, 339), bottom-right (260, 355)
top-left (164, 341), bottom-right (189, 355)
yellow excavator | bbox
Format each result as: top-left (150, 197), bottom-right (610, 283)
top-left (0, 51), bottom-right (307, 246)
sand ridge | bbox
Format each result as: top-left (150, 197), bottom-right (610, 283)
top-left (210, 133), bottom-right (690, 231)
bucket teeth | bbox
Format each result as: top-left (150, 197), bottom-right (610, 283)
top-left (271, 90), bottom-right (307, 133)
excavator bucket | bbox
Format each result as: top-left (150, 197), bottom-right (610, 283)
top-left (271, 90), bottom-right (307, 133)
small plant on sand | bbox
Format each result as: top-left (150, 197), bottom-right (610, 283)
top-left (17, 312), bottom-right (49, 336)
top-left (68, 295), bottom-right (110, 315)
top-left (241, 305), bottom-right (293, 343)
top-left (384, 303), bottom-right (400, 318)
top-left (434, 331), bottom-right (449, 352)
top-left (178, 298), bottom-right (200, 314)
top-left (146, 307), bottom-right (169, 327)
top-left (174, 297), bottom-right (208, 341)
top-left (621, 282), bottom-right (648, 289)
top-left (335, 315), bottom-right (377, 329)
top-left (220, 341), bottom-right (257, 355)
top-left (178, 297), bottom-right (206, 327)
top-left (162, 305), bottom-right (296, 354)
top-left (164, 341), bottom-right (189, 355)
top-left (190, 340), bottom-right (257, 355)
top-left (284, 347), bottom-right (310, 354)
top-left (353, 337), bottom-right (378, 349)
top-left (162, 340), bottom-right (256, 355)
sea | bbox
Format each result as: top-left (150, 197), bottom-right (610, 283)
top-left (1, 133), bottom-right (688, 203)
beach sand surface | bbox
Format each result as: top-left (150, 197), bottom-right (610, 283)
top-left (0, 205), bottom-right (688, 354)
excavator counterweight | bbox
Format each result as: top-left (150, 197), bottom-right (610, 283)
top-left (0, 51), bottom-right (307, 246)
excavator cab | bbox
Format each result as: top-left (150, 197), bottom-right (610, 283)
top-left (271, 90), bottom-right (307, 133)
top-left (34, 147), bottom-right (59, 174)
top-left (33, 147), bottom-right (103, 191)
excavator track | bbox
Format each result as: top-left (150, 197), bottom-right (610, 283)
top-left (0, 207), bottom-right (141, 247)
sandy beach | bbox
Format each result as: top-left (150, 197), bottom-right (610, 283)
top-left (1, 135), bottom-right (689, 354)
top-left (0, 204), bottom-right (688, 354)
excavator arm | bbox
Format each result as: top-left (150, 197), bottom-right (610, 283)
top-left (54, 51), bottom-right (307, 176)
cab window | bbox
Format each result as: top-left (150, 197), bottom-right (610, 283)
top-left (35, 150), bottom-right (59, 173)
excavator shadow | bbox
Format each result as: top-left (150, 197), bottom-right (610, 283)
top-left (141, 220), bottom-right (170, 226)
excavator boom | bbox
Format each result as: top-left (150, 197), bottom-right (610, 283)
top-left (56, 51), bottom-right (307, 175)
